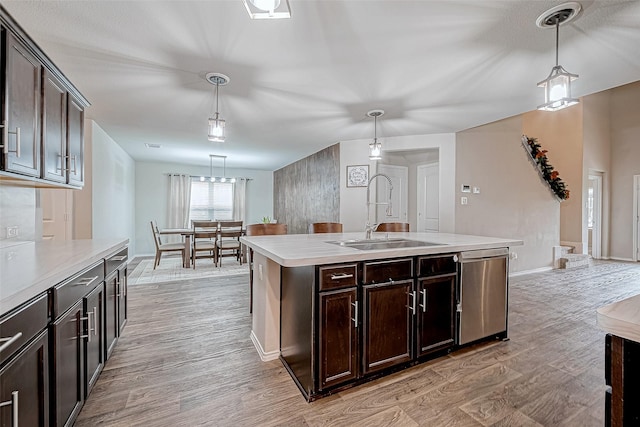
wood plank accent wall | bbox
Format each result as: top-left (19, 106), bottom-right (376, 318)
top-left (274, 144), bottom-right (340, 234)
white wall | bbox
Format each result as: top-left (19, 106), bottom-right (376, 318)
top-left (339, 133), bottom-right (455, 233)
top-left (89, 121), bottom-right (137, 254)
top-left (135, 161), bottom-right (273, 256)
top-left (0, 184), bottom-right (37, 243)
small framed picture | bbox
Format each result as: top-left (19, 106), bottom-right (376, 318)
top-left (347, 165), bottom-right (369, 187)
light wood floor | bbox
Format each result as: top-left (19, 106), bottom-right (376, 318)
top-left (75, 260), bottom-right (640, 426)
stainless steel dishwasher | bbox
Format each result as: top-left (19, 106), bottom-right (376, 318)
top-left (457, 248), bottom-right (509, 345)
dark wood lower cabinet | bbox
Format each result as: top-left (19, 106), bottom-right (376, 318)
top-left (362, 280), bottom-right (413, 374)
top-left (117, 265), bottom-right (127, 334)
top-left (318, 288), bottom-right (358, 390)
top-left (416, 274), bottom-right (456, 357)
top-left (0, 330), bottom-right (49, 427)
top-left (84, 284), bottom-right (104, 397)
top-left (105, 271), bottom-right (118, 360)
top-left (51, 299), bottom-right (84, 427)
top-left (605, 334), bottom-right (640, 426)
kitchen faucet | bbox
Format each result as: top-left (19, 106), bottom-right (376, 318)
top-left (365, 173), bottom-right (393, 239)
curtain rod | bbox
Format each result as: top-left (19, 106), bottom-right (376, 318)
top-left (165, 173), bottom-right (252, 181)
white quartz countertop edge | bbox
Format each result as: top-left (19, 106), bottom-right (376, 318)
top-left (597, 294), bottom-right (640, 343)
top-left (1, 238), bottom-right (128, 314)
top-left (241, 232), bottom-right (523, 268)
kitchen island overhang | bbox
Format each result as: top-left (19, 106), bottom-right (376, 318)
top-left (241, 231), bottom-right (523, 400)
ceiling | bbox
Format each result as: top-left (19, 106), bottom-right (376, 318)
top-left (3, 1), bottom-right (640, 171)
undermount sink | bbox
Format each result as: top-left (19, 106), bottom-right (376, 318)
top-left (327, 238), bottom-right (445, 251)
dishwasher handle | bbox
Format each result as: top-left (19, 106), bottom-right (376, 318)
top-left (458, 248), bottom-right (509, 262)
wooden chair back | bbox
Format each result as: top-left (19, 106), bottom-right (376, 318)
top-left (375, 222), bottom-right (410, 232)
top-left (192, 220), bottom-right (218, 239)
top-left (245, 223), bottom-right (287, 236)
top-left (309, 222), bottom-right (343, 234)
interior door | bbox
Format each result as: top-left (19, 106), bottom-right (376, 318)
top-left (41, 188), bottom-right (73, 241)
top-left (375, 164), bottom-right (408, 224)
top-left (588, 174), bottom-right (603, 259)
top-left (417, 163), bottom-right (439, 232)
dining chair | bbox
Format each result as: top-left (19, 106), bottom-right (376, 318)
top-left (215, 220), bottom-right (244, 267)
top-left (150, 221), bottom-right (185, 269)
top-left (309, 222), bottom-right (343, 233)
top-left (191, 220), bottom-right (218, 269)
top-left (375, 222), bottom-right (410, 232)
top-left (245, 223), bottom-right (288, 313)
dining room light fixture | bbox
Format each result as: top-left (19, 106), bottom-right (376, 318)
top-left (366, 110), bottom-right (384, 161)
top-left (243, 0), bottom-right (291, 19)
top-left (200, 154), bottom-right (237, 183)
top-left (206, 73), bottom-right (229, 142)
top-left (536, 2), bottom-right (582, 112)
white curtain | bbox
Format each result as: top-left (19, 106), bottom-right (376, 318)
top-left (232, 178), bottom-right (247, 223)
top-left (167, 174), bottom-right (192, 237)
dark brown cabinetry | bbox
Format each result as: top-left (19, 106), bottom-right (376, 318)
top-left (51, 299), bottom-right (84, 427)
top-left (105, 249), bottom-right (128, 360)
top-left (0, 6), bottom-right (89, 187)
top-left (605, 334), bottom-right (640, 426)
top-left (0, 293), bottom-right (49, 426)
top-left (83, 284), bottom-right (104, 397)
top-left (416, 275), bottom-right (456, 357)
top-left (117, 265), bottom-right (128, 334)
top-left (1, 30), bottom-right (41, 177)
top-left (41, 69), bottom-right (67, 183)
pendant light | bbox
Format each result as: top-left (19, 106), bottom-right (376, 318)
top-left (243, 0), bottom-right (291, 19)
top-left (206, 73), bottom-right (229, 142)
top-left (536, 3), bottom-right (582, 112)
top-left (366, 110), bottom-right (384, 161)
top-left (200, 154), bottom-right (237, 183)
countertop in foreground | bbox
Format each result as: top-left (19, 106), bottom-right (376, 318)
top-left (0, 238), bottom-right (128, 314)
top-left (241, 232), bottom-right (523, 267)
top-left (597, 294), bottom-right (640, 343)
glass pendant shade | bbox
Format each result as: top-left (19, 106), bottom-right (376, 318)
top-left (537, 65), bottom-right (579, 111)
top-left (251, 0), bottom-right (280, 12)
top-left (208, 114), bottom-right (226, 142)
top-left (369, 140), bottom-right (382, 160)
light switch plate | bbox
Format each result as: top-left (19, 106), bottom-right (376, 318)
top-left (461, 197), bottom-right (468, 205)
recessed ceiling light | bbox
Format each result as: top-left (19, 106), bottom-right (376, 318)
top-left (145, 143), bottom-right (162, 149)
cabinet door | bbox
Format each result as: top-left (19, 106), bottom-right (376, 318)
top-left (84, 284), bottom-right (104, 397)
top-left (362, 280), bottom-right (413, 375)
top-left (2, 32), bottom-right (41, 177)
top-left (117, 265), bottom-right (127, 334)
top-left (41, 69), bottom-right (67, 182)
top-left (416, 274), bottom-right (455, 357)
top-left (51, 300), bottom-right (84, 427)
top-left (105, 272), bottom-right (118, 360)
top-left (66, 95), bottom-right (84, 186)
top-left (0, 330), bottom-right (49, 427)
top-left (318, 288), bottom-right (358, 390)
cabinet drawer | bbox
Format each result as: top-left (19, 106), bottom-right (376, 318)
top-left (105, 247), bottom-right (128, 276)
top-left (0, 293), bottom-right (48, 367)
top-left (417, 254), bottom-right (458, 277)
top-left (319, 264), bottom-right (358, 291)
top-left (52, 261), bottom-right (104, 318)
top-left (363, 258), bottom-right (413, 284)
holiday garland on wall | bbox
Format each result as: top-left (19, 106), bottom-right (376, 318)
top-left (521, 135), bottom-right (570, 201)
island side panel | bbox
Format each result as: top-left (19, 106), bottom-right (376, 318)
top-left (281, 265), bottom-right (315, 399)
top-left (250, 252), bottom-right (282, 360)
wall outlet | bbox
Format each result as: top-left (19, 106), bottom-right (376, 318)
top-left (461, 197), bottom-right (468, 205)
top-left (6, 226), bottom-right (18, 238)
top-left (510, 252), bottom-right (518, 260)
top-left (473, 187), bottom-right (480, 194)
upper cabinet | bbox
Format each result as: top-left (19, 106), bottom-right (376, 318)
top-left (0, 6), bottom-right (90, 188)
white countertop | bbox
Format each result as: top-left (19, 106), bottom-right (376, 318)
top-left (0, 238), bottom-right (128, 314)
top-left (241, 232), bottom-right (523, 267)
top-left (597, 294), bottom-right (640, 343)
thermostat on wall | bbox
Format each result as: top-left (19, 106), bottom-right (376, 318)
top-left (461, 185), bottom-right (471, 193)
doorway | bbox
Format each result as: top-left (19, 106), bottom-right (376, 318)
top-left (375, 164), bottom-right (408, 224)
top-left (416, 162), bottom-right (439, 232)
top-left (587, 173), bottom-right (603, 259)
top-left (41, 188), bottom-right (73, 241)
top-left (634, 175), bottom-right (640, 262)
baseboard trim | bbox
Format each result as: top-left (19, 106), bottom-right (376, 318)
top-left (609, 257), bottom-right (635, 262)
top-left (510, 266), bottom-right (554, 277)
top-left (250, 330), bottom-right (280, 362)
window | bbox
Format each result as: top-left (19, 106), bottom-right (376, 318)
top-left (189, 179), bottom-right (234, 222)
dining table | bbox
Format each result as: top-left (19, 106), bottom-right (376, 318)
top-left (158, 228), bottom-right (194, 268)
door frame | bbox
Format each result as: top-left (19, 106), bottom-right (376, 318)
top-left (588, 173), bottom-right (603, 259)
top-left (634, 175), bottom-right (640, 262)
top-left (416, 162), bottom-right (439, 232)
top-left (375, 163), bottom-right (408, 225)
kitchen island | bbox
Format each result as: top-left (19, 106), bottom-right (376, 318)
top-left (241, 231), bottom-right (522, 400)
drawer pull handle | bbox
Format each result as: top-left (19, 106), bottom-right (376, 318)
top-left (0, 390), bottom-right (19, 426)
top-left (111, 255), bottom-right (127, 262)
top-left (0, 332), bottom-right (23, 352)
top-left (351, 301), bottom-right (358, 327)
top-left (77, 276), bottom-right (99, 287)
top-left (330, 273), bottom-right (353, 280)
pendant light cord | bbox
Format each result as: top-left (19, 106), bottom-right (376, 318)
top-left (555, 20), bottom-right (560, 66)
